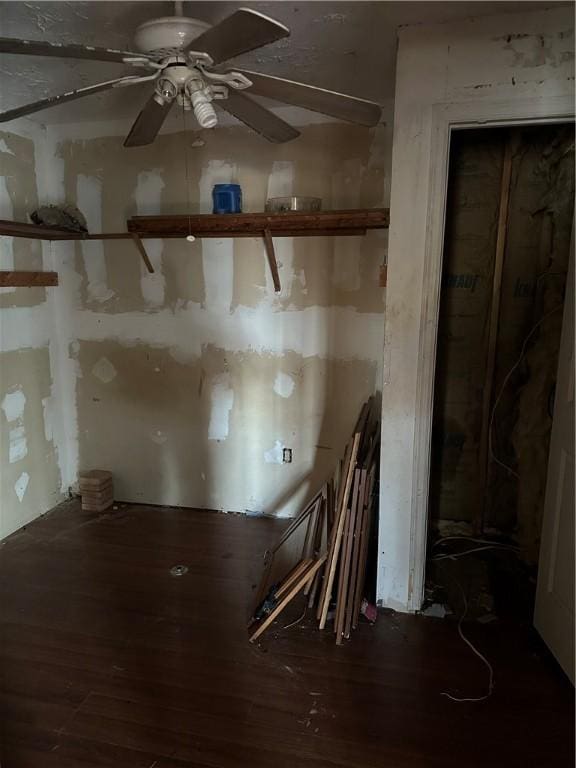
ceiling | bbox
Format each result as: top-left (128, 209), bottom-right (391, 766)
top-left (0, 1), bottom-right (565, 128)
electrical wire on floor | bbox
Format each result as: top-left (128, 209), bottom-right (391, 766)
top-left (430, 536), bottom-right (519, 562)
top-left (432, 535), bottom-right (519, 550)
top-left (282, 605), bottom-right (307, 630)
top-left (489, 303), bottom-right (563, 478)
top-left (432, 544), bottom-right (518, 562)
top-left (440, 577), bottom-right (495, 703)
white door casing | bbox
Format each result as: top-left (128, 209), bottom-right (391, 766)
top-left (379, 6), bottom-right (575, 612)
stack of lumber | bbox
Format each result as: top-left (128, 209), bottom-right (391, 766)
top-left (249, 398), bottom-right (379, 644)
top-left (79, 470), bottom-right (114, 512)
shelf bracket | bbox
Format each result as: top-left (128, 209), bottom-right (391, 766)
top-left (263, 229), bottom-right (281, 294)
top-left (131, 233), bottom-right (154, 274)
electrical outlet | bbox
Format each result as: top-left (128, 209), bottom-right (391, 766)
top-left (282, 448), bottom-right (292, 464)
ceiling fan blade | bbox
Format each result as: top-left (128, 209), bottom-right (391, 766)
top-left (0, 76), bottom-right (142, 123)
top-left (0, 36), bottom-right (154, 64)
top-left (219, 91), bottom-right (299, 144)
top-left (186, 9), bottom-right (289, 65)
top-left (124, 95), bottom-right (173, 148)
top-left (236, 70), bottom-right (382, 127)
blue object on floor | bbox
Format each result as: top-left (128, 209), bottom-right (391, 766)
top-left (212, 183), bottom-right (242, 214)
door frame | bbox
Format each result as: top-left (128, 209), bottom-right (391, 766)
top-left (381, 95), bottom-right (575, 612)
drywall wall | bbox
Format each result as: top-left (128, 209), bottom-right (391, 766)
top-left (380, 5), bottom-right (574, 611)
top-left (0, 121), bottom-right (70, 539)
top-left (43, 112), bottom-right (391, 518)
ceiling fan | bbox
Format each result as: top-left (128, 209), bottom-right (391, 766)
top-left (0, 4), bottom-right (382, 147)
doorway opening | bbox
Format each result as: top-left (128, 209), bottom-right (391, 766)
top-left (425, 124), bottom-right (574, 638)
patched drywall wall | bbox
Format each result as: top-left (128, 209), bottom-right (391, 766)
top-left (50, 116), bottom-right (390, 516)
top-left (0, 348), bottom-right (61, 536)
top-left (75, 341), bottom-right (377, 514)
top-left (0, 130), bottom-right (44, 308)
top-left (0, 123), bottom-right (67, 539)
top-left (56, 122), bottom-right (387, 314)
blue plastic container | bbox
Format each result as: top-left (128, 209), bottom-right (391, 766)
top-left (212, 183), bottom-right (242, 214)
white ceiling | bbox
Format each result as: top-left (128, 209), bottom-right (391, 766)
top-left (0, 1), bottom-right (565, 127)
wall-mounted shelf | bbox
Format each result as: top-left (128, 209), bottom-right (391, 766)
top-left (0, 270), bottom-right (58, 287)
top-left (126, 209), bottom-right (389, 238)
top-left (0, 209), bottom-right (389, 292)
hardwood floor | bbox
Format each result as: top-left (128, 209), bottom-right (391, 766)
top-left (0, 500), bottom-right (573, 767)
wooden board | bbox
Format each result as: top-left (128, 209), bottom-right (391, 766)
top-left (477, 133), bottom-right (514, 534)
top-left (352, 465), bottom-right (376, 629)
top-left (0, 220), bottom-right (75, 239)
top-left (249, 555), bottom-right (327, 643)
top-left (252, 496), bottom-right (321, 614)
top-left (344, 468), bottom-right (368, 639)
top-left (0, 270), bottom-right (58, 287)
top-left (274, 559), bottom-right (314, 599)
top-left (306, 489), bottom-right (329, 606)
top-left (318, 432), bottom-right (361, 629)
top-left (335, 469), bottom-right (361, 643)
top-left (128, 209), bottom-right (389, 238)
top-left (275, 492), bottom-right (322, 548)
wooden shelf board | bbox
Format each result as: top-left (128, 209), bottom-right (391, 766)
top-left (127, 209), bottom-right (389, 237)
top-left (0, 219), bottom-right (77, 240)
top-left (0, 209), bottom-right (388, 243)
top-left (0, 270), bottom-right (58, 287)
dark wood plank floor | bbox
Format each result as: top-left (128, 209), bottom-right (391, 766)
top-left (0, 501), bottom-right (573, 767)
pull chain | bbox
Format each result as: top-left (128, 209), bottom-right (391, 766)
top-left (181, 104), bottom-right (195, 242)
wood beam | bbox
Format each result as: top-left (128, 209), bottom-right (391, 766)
top-left (478, 132), bottom-right (514, 534)
top-left (0, 270), bottom-right (58, 287)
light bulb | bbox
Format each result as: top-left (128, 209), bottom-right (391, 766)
top-left (186, 234), bottom-right (196, 243)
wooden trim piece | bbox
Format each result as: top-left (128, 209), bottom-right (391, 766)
top-left (478, 133), bottom-right (514, 533)
top-left (318, 431), bottom-right (361, 629)
top-left (335, 469), bottom-right (361, 643)
top-left (274, 558), bottom-right (313, 599)
top-left (0, 270), bottom-right (58, 287)
top-left (249, 555), bottom-right (327, 643)
top-left (344, 468), bottom-right (368, 638)
top-left (252, 496), bottom-right (321, 615)
top-left (275, 494), bottom-right (322, 549)
top-left (131, 233), bottom-right (155, 274)
top-left (352, 466), bottom-right (376, 629)
top-left (263, 229), bottom-right (281, 293)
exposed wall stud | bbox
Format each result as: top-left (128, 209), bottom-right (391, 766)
top-left (478, 132), bottom-right (514, 534)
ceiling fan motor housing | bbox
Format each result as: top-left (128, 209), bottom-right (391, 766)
top-left (134, 16), bottom-right (211, 57)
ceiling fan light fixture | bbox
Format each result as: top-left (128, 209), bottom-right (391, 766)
top-left (186, 78), bottom-right (218, 129)
top-left (156, 77), bottom-right (177, 101)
